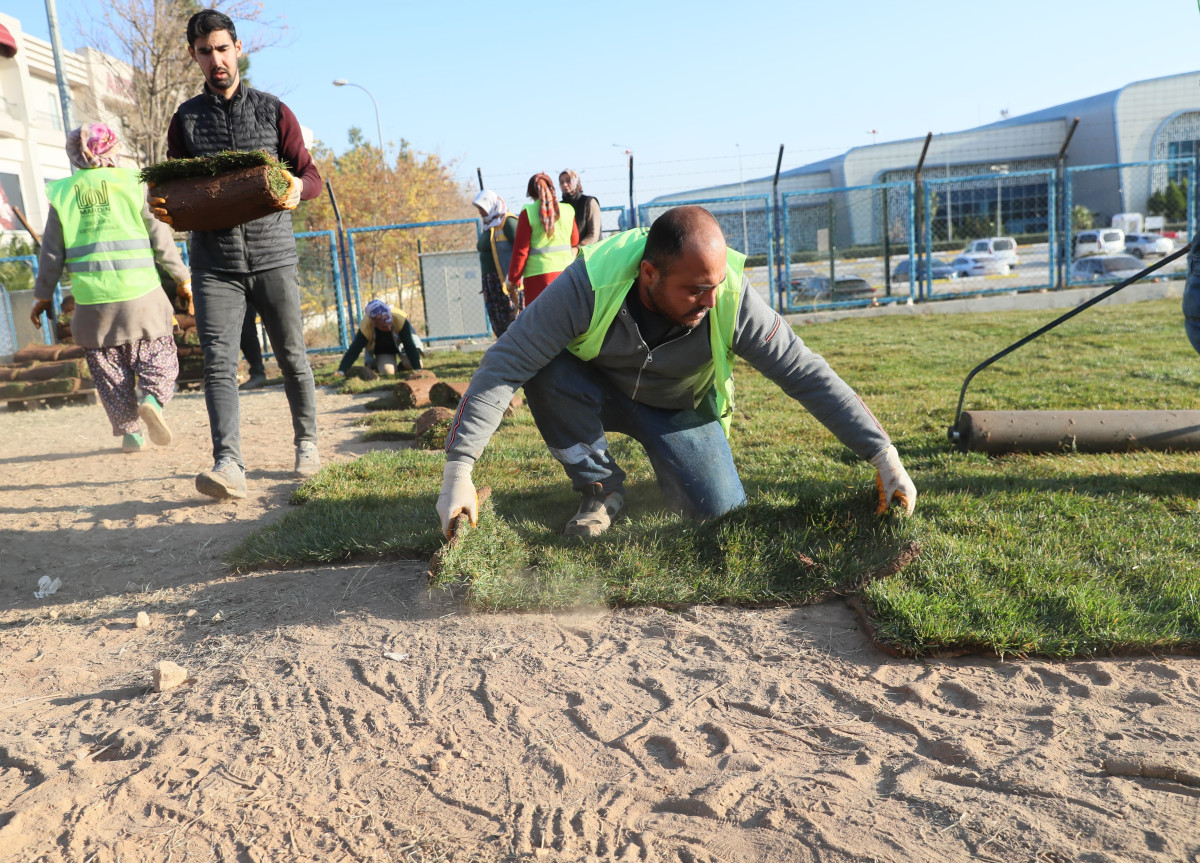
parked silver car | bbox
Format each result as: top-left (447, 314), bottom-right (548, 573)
top-left (789, 274), bottom-right (877, 303)
top-left (1071, 254), bottom-right (1144, 282)
top-left (959, 237), bottom-right (1020, 268)
top-left (951, 255), bottom-right (1010, 277)
top-left (1124, 232), bottom-right (1174, 258)
top-left (1073, 228), bottom-right (1125, 258)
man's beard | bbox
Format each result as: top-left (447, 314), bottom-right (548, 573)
top-left (208, 70), bottom-right (235, 92)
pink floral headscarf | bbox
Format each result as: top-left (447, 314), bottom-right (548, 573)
top-left (66, 123), bottom-right (122, 170)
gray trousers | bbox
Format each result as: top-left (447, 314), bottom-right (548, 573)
top-left (193, 265), bottom-right (317, 468)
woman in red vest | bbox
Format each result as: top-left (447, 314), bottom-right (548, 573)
top-left (506, 173), bottom-right (578, 305)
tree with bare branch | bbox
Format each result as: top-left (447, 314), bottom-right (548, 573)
top-left (76, 0), bottom-right (285, 166)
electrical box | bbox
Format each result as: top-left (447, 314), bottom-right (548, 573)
top-left (418, 250), bottom-right (489, 340)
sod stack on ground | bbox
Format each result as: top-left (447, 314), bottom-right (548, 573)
top-left (141, 150), bottom-right (292, 232)
top-left (428, 380), bottom-right (523, 418)
top-left (1, 351), bottom-right (93, 407)
top-left (429, 381), bottom-right (469, 408)
top-left (413, 407), bottom-right (454, 449)
top-left (395, 370), bottom-right (438, 408)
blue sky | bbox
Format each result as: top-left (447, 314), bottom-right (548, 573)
top-left (9, 0), bottom-right (1199, 213)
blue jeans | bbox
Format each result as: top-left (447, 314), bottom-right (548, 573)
top-left (1185, 247), bottom-right (1200, 355)
top-left (523, 351), bottom-right (747, 519)
top-left (193, 265), bottom-right (317, 468)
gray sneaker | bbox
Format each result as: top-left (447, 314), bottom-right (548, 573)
top-left (196, 458), bottom-right (247, 500)
top-left (563, 483), bottom-right (625, 538)
top-left (294, 441), bottom-right (320, 477)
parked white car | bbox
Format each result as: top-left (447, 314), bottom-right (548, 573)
top-left (1071, 254), bottom-right (1144, 282)
top-left (951, 255), bottom-right (1010, 277)
top-left (1124, 232), bottom-right (1174, 258)
top-left (960, 237), bottom-right (1020, 268)
top-left (1074, 228), bottom-right (1125, 258)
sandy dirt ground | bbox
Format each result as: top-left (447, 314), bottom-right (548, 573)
top-left (2, 382), bottom-right (1200, 862)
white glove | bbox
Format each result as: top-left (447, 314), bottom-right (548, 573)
top-left (870, 445), bottom-right (916, 516)
top-left (282, 171), bottom-right (302, 209)
top-left (436, 461), bottom-right (478, 538)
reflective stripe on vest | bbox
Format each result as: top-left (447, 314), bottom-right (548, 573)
top-left (45, 167), bottom-right (161, 306)
top-left (523, 202), bottom-right (576, 278)
top-left (569, 228), bottom-right (745, 437)
top-left (66, 238), bottom-right (152, 257)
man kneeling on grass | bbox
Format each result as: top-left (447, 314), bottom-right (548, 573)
top-left (436, 206), bottom-right (916, 538)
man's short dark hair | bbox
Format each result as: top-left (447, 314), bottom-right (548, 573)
top-left (187, 10), bottom-right (237, 46)
top-left (643, 206), bottom-right (721, 275)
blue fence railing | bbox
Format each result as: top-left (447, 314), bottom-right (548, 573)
top-left (10, 155), bottom-right (1198, 357)
top-left (924, 169), bottom-right (1056, 301)
top-left (1064, 159), bottom-right (1194, 288)
top-left (781, 181), bottom-right (916, 312)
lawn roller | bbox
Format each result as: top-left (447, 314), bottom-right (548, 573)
top-left (948, 242), bottom-right (1200, 454)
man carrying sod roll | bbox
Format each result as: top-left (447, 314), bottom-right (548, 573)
top-left (151, 9), bottom-right (322, 500)
top-left (436, 205), bottom-right (916, 539)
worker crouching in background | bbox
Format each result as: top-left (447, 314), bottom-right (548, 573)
top-left (336, 298), bottom-right (424, 377)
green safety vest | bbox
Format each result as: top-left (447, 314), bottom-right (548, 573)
top-left (568, 228), bottom-right (745, 436)
top-left (45, 167), bottom-right (160, 305)
top-left (522, 202), bottom-right (576, 278)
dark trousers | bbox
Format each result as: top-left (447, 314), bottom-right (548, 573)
top-left (193, 265), bottom-right (317, 468)
top-left (240, 305), bottom-right (264, 376)
top-left (523, 351), bottom-right (746, 519)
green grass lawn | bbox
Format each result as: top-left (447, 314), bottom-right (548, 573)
top-left (234, 298), bottom-right (1200, 658)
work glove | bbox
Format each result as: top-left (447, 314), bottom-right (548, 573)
top-left (436, 461), bottom-right (478, 538)
top-left (147, 185), bottom-right (173, 226)
top-left (175, 280), bottom-right (194, 315)
top-left (282, 170), bottom-right (303, 209)
top-left (870, 445), bottom-right (916, 516)
top-left (30, 298), bottom-right (52, 328)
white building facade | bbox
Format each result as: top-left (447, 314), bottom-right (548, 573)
top-left (650, 72), bottom-right (1200, 254)
top-left (0, 11), bottom-right (136, 241)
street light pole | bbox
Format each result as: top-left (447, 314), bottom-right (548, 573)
top-left (737, 143), bottom-right (748, 254)
top-left (613, 144), bottom-right (635, 227)
top-left (333, 79), bottom-right (384, 162)
top-left (990, 163), bottom-right (1009, 236)
top-left (44, 0), bottom-right (74, 134)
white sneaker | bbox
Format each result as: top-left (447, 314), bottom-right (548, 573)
top-left (563, 484), bottom-right (625, 538)
top-left (294, 441), bottom-right (320, 477)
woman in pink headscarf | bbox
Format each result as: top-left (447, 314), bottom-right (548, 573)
top-left (30, 124), bottom-right (193, 454)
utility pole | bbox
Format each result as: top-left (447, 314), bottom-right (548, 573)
top-left (44, 0), bottom-right (74, 134)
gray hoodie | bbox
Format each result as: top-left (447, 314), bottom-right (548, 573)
top-left (445, 255), bottom-right (892, 466)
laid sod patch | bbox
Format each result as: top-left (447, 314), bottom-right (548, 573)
top-left (230, 298), bottom-right (1200, 657)
top-left (355, 409), bottom-right (422, 441)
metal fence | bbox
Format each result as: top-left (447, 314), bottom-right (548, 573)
top-left (291, 230), bottom-right (347, 354)
top-left (782, 182), bottom-right (916, 312)
top-left (0, 254), bottom-right (55, 353)
top-left (599, 205), bottom-right (627, 238)
top-left (639, 194), bottom-right (776, 306)
top-left (344, 218), bottom-right (484, 343)
top-left (10, 155), bottom-right (1200, 359)
top-left (923, 168), bottom-right (1056, 300)
top-left (1064, 159), bottom-right (1194, 288)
